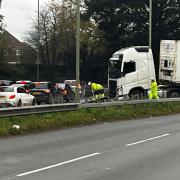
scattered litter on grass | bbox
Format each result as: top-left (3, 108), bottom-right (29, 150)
top-left (43, 114), bottom-right (52, 118)
top-left (0, 102), bottom-right (180, 137)
top-left (12, 125), bottom-right (20, 130)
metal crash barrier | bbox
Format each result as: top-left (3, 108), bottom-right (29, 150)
top-left (0, 98), bottom-right (180, 118)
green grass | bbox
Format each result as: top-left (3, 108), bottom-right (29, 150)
top-left (1, 102), bottom-right (180, 137)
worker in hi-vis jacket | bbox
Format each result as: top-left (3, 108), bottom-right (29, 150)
top-left (149, 77), bottom-right (159, 99)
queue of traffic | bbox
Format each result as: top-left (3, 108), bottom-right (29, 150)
top-left (0, 79), bottom-right (109, 108)
top-left (0, 80), bottom-right (76, 108)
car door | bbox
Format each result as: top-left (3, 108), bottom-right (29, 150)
top-left (17, 87), bottom-right (32, 105)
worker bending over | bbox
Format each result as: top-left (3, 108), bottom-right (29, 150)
top-left (88, 82), bottom-right (104, 100)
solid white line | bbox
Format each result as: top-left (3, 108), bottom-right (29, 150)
top-left (17, 152), bottom-right (101, 177)
top-left (126, 133), bottom-right (170, 147)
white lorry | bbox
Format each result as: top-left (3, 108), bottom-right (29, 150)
top-left (108, 40), bottom-right (180, 99)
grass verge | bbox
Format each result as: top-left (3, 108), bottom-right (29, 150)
top-left (0, 102), bottom-right (180, 137)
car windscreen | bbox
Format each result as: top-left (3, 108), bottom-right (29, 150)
top-left (31, 83), bottom-right (49, 89)
top-left (0, 87), bottom-right (14, 92)
top-left (64, 80), bottom-right (76, 86)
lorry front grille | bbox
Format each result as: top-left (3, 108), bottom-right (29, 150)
top-left (109, 80), bottom-right (117, 97)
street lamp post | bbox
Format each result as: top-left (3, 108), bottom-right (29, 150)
top-left (75, 0), bottom-right (80, 103)
top-left (37, 0), bottom-right (40, 81)
top-left (0, 0), bottom-right (2, 9)
top-left (149, 0), bottom-right (152, 49)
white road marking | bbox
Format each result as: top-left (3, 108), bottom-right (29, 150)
top-left (126, 133), bottom-right (170, 147)
top-left (16, 152), bottom-right (101, 177)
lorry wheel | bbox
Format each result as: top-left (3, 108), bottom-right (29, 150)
top-left (169, 91), bottom-right (180, 98)
top-left (129, 90), bottom-right (143, 100)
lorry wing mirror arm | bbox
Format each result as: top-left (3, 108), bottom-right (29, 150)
top-left (121, 72), bottom-right (125, 77)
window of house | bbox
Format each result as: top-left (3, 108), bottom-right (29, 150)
top-left (16, 49), bottom-right (21, 56)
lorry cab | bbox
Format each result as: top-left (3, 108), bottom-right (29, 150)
top-left (108, 46), bottom-right (156, 100)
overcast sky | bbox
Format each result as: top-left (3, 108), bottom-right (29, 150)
top-left (1, 0), bottom-right (50, 41)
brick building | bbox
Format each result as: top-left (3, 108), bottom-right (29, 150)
top-left (3, 31), bottom-right (24, 64)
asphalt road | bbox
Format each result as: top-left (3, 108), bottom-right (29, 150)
top-left (1, 114), bottom-right (180, 180)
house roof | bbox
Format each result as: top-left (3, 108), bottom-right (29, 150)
top-left (3, 30), bottom-right (23, 49)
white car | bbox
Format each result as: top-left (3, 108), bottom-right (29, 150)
top-left (0, 86), bottom-right (36, 107)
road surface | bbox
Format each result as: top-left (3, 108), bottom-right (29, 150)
top-left (1, 114), bottom-right (180, 180)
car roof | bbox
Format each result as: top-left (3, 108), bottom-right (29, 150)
top-left (0, 86), bottom-right (16, 91)
top-left (10, 84), bottom-right (25, 87)
top-left (32, 82), bottom-right (51, 84)
top-left (16, 80), bottom-right (31, 84)
top-left (9, 85), bottom-right (25, 89)
top-left (64, 80), bottom-right (76, 82)
top-left (0, 80), bottom-right (12, 82)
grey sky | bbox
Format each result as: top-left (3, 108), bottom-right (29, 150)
top-left (1, 0), bottom-right (49, 41)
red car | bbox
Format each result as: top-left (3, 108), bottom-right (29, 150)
top-left (56, 83), bottom-right (75, 103)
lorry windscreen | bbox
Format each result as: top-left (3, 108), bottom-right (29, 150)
top-left (109, 55), bottom-right (123, 79)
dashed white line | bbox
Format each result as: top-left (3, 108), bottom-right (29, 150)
top-left (126, 133), bottom-right (170, 147)
top-left (16, 133), bottom-right (171, 177)
top-left (16, 152), bottom-right (101, 177)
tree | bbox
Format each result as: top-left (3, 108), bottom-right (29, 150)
top-left (25, 0), bottom-right (109, 82)
top-left (20, 43), bottom-right (37, 64)
top-left (27, 0), bottom-right (77, 67)
top-left (84, 0), bottom-right (180, 75)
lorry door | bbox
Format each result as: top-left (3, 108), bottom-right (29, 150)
top-left (121, 61), bottom-right (137, 94)
top-left (159, 40), bottom-right (176, 82)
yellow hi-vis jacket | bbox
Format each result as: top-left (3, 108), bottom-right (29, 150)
top-left (91, 83), bottom-right (103, 91)
top-left (150, 81), bottom-right (158, 92)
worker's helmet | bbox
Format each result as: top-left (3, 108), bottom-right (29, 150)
top-left (88, 81), bottom-right (91, 86)
top-left (150, 77), bottom-right (154, 81)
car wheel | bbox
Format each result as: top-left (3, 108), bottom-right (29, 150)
top-left (54, 94), bottom-right (60, 104)
top-left (32, 99), bottom-right (36, 106)
top-left (57, 94), bottom-right (63, 104)
top-left (69, 92), bottom-right (75, 102)
top-left (17, 100), bottom-right (22, 107)
top-left (48, 94), bottom-right (54, 104)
